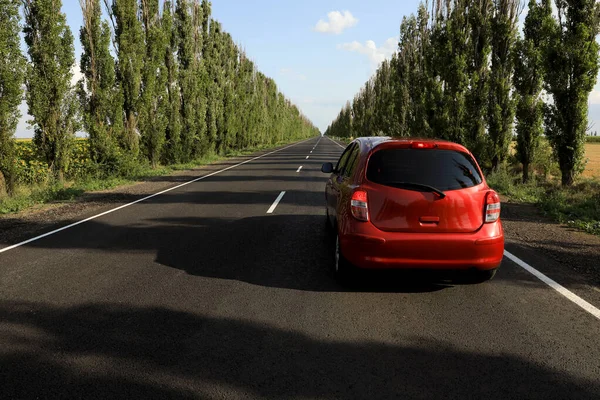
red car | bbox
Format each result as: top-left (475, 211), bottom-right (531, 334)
top-left (322, 137), bottom-right (504, 283)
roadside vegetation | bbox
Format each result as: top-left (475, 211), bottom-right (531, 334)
top-left (0, 0), bottom-right (319, 214)
top-left (325, 0), bottom-right (600, 236)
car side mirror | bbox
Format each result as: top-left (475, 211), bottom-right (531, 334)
top-left (321, 162), bottom-right (334, 174)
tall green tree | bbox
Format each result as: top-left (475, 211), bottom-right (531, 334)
top-left (0, 0), bottom-right (26, 194)
top-left (543, 0), bottom-right (600, 186)
top-left (161, 0), bottom-right (182, 164)
top-left (488, 0), bottom-right (520, 170)
top-left (175, 0), bottom-right (197, 161)
top-left (79, 0), bottom-right (123, 172)
top-left (23, 0), bottom-right (78, 180)
top-left (192, 0), bottom-right (209, 156)
top-left (465, 0), bottom-right (493, 161)
top-left (204, 18), bottom-right (223, 153)
top-left (139, 0), bottom-right (168, 167)
top-left (110, 0), bottom-right (144, 157)
top-left (513, 0), bottom-right (549, 182)
top-left (432, 0), bottom-right (471, 143)
top-left (373, 59), bottom-right (397, 135)
top-left (220, 31), bottom-right (238, 151)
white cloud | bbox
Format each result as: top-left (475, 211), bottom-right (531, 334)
top-left (15, 100), bottom-right (32, 139)
top-left (338, 37), bottom-right (397, 67)
top-left (314, 11), bottom-right (358, 35)
top-left (588, 88), bottom-right (600, 105)
top-left (71, 61), bottom-right (84, 87)
top-left (279, 68), bottom-right (307, 81)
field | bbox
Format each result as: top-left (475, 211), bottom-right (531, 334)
top-left (583, 142), bottom-right (600, 178)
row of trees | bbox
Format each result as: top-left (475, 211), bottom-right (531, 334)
top-left (0, 0), bottom-right (319, 194)
top-left (325, 0), bottom-right (600, 186)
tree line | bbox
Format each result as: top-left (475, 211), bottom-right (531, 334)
top-left (0, 0), bottom-right (319, 194)
top-left (324, 0), bottom-right (600, 186)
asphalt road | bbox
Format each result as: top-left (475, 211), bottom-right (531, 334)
top-left (1, 136), bottom-right (599, 399)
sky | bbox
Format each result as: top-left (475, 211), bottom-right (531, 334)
top-left (14, 0), bottom-right (600, 137)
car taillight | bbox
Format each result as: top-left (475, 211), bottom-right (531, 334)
top-left (485, 191), bottom-right (501, 223)
top-left (351, 190), bottom-right (369, 222)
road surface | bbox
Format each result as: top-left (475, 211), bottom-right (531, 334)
top-left (1, 136), bottom-right (599, 399)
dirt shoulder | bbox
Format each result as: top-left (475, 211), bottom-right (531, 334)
top-left (501, 196), bottom-right (600, 293)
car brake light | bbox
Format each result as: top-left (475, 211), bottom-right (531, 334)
top-left (351, 190), bottom-right (369, 222)
top-left (485, 191), bottom-right (501, 223)
top-left (411, 142), bottom-right (436, 149)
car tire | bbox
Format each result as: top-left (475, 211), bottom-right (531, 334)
top-left (333, 232), bottom-right (353, 283)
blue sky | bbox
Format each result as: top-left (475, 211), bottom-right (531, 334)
top-left (14, 0), bottom-right (600, 136)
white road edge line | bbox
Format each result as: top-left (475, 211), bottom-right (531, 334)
top-left (325, 135), bottom-right (600, 320)
top-left (0, 138), bottom-right (316, 254)
top-left (296, 166), bottom-right (303, 173)
top-left (267, 191), bottom-right (286, 214)
top-left (326, 136), bottom-right (346, 149)
top-left (504, 251), bottom-right (600, 320)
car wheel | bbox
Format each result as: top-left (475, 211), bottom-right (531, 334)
top-left (333, 232), bottom-right (352, 282)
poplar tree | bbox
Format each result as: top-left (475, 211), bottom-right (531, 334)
top-left (488, 0), bottom-right (520, 170)
top-left (161, 0), bottom-right (182, 164)
top-left (139, 0), bottom-right (168, 167)
top-left (543, 0), bottom-right (600, 185)
top-left (465, 0), bottom-right (493, 161)
top-left (23, 0), bottom-right (78, 180)
top-left (79, 0), bottom-right (123, 171)
top-left (513, 0), bottom-right (549, 182)
top-left (0, 0), bottom-right (26, 194)
top-left (111, 0), bottom-right (144, 157)
top-left (175, 0), bottom-right (197, 161)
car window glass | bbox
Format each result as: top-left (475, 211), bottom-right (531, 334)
top-left (343, 145), bottom-right (360, 178)
top-left (336, 143), bottom-right (355, 173)
top-left (366, 148), bottom-right (483, 191)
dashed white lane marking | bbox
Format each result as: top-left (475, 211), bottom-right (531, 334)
top-left (0, 138), bottom-right (316, 254)
top-left (267, 191), bottom-right (286, 214)
top-left (296, 166), bottom-right (303, 173)
top-left (504, 251), bottom-right (600, 321)
top-left (306, 155), bottom-right (310, 159)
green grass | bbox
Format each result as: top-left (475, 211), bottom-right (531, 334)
top-left (487, 168), bottom-right (600, 236)
top-left (0, 139), bottom-right (300, 215)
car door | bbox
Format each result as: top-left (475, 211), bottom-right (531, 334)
top-left (326, 143), bottom-right (357, 225)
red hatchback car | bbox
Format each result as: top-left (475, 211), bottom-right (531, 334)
top-left (322, 137), bottom-right (504, 283)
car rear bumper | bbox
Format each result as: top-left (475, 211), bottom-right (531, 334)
top-left (339, 221), bottom-right (504, 271)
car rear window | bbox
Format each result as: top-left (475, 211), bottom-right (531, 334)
top-left (366, 148), bottom-right (483, 191)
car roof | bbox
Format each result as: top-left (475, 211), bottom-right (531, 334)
top-left (353, 136), bottom-right (469, 153)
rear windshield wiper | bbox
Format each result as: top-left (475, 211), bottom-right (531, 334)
top-left (384, 181), bottom-right (446, 198)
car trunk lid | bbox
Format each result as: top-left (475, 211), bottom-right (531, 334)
top-left (364, 145), bottom-right (487, 233)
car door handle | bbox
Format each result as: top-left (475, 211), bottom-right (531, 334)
top-left (419, 216), bottom-right (440, 224)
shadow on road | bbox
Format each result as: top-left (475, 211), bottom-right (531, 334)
top-left (9, 211), bottom-right (448, 293)
top-left (1, 301), bottom-right (597, 399)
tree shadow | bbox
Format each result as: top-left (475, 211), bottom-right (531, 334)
top-left (1, 301), bottom-right (598, 399)
top-left (14, 212), bottom-right (449, 293)
top-left (500, 202), bottom-right (551, 224)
